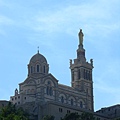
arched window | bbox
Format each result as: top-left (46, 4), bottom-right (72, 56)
top-left (86, 88), bottom-right (88, 94)
top-left (78, 69), bottom-right (81, 79)
top-left (31, 66), bottom-right (33, 73)
top-left (71, 99), bottom-right (73, 105)
top-left (72, 72), bottom-right (74, 81)
top-left (61, 96), bottom-right (64, 103)
top-left (90, 72), bottom-right (92, 80)
top-left (88, 71), bottom-right (90, 80)
top-left (86, 70), bottom-right (89, 80)
top-left (37, 65), bottom-right (39, 72)
top-left (46, 81), bottom-right (53, 96)
top-left (80, 101), bottom-right (83, 108)
top-left (48, 81), bottom-right (51, 85)
top-left (46, 86), bottom-right (49, 95)
top-left (49, 87), bottom-right (53, 96)
top-left (43, 66), bottom-right (45, 73)
top-left (84, 69), bottom-right (86, 79)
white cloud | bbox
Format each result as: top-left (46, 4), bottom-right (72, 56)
top-left (23, 0), bottom-right (119, 39)
top-left (94, 59), bottom-right (120, 94)
top-left (0, 15), bottom-right (14, 25)
top-left (0, 29), bottom-right (6, 35)
top-left (0, 15), bottom-right (14, 35)
top-left (95, 79), bottom-right (120, 94)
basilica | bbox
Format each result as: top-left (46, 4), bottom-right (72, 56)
top-left (9, 30), bottom-right (111, 120)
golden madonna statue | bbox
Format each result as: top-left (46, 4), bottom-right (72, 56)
top-left (78, 29), bottom-right (84, 45)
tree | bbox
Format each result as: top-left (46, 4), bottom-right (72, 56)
top-left (61, 112), bottom-right (80, 120)
top-left (42, 115), bottom-right (55, 120)
top-left (0, 102), bottom-right (29, 120)
top-left (79, 112), bottom-right (95, 120)
top-left (62, 112), bottom-right (95, 120)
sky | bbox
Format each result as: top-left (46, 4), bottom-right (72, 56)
top-left (0, 0), bottom-right (120, 111)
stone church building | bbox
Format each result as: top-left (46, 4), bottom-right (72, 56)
top-left (10, 30), bottom-right (109, 120)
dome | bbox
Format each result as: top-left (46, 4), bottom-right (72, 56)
top-left (28, 51), bottom-right (49, 76)
top-left (29, 51), bottom-right (47, 64)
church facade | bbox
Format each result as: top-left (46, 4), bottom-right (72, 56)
top-left (10, 30), bottom-right (107, 120)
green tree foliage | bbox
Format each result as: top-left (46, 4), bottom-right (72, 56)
top-left (0, 102), bottom-right (29, 120)
top-left (61, 112), bottom-right (80, 120)
top-left (42, 115), bottom-right (55, 120)
top-left (79, 112), bottom-right (95, 120)
top-left (62, 112), bottom-right (95, 120)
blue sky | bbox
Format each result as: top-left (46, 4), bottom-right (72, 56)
top-left (0, 0), bottom-right (120, 111)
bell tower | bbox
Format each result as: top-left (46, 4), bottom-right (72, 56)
top-left (70, 29), bottom-right (94, 111)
